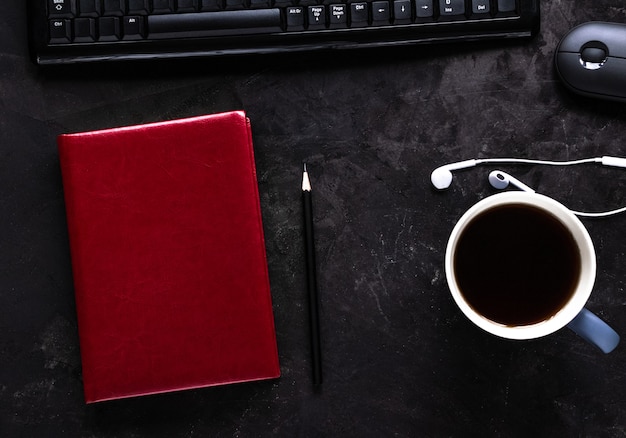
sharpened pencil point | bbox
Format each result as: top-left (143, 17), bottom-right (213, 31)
top-left (302, 163), bottom-right (312, 192)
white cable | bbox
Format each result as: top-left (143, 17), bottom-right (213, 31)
top-left (570, 207), bottom-right (626, 218)
top-left (476, 157), bottom-right (603, 167)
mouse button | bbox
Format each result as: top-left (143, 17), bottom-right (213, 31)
top-left (592, 23), bottom-right (626, 59)
top-left (557, 22), bottom-right (609, 53)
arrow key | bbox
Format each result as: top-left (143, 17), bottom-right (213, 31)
top-left (415, 0), bottom-right (433, 18)
top-left (371, 1), bottom-right (391, 25)
top-left (393, 0), bottom-right (411, 23)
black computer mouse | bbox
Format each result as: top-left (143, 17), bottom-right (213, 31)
top-left (555, 21), bottom-right (626, 102)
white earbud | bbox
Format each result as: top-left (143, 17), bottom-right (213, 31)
top-left (430, 159), bottom-right (478, 190)
top-left (488, 170), bottom-right (535, 193)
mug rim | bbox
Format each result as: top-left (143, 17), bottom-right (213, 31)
top-left (445, 192), bottom-right (596, 340)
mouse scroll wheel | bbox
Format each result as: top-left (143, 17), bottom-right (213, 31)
top-left (581, 47), bottom-right (607, 64)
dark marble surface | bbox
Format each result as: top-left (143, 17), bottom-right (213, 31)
top-left (3, 1), bottom-right (626, 436)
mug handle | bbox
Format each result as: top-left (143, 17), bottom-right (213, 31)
top-left (567, 308), bottom-right (620, 353)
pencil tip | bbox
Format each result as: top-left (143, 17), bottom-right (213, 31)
top-left (301, 163), bottom-right (311, 191)
top-left (303, 162), bottom-right (307, 172)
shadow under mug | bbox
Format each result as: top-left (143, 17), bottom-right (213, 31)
top-left (445, 192), bottom-right (620, 353)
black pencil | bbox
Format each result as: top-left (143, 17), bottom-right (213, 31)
top-left (302, 163), bottom-right (322, 386)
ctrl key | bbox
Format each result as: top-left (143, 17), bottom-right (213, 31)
top-left (49, 19), bottom-right (72, 43)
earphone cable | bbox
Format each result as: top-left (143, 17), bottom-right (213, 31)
top-left (569, 207), bottom-right (626, 218)
top-left (475, 157), bottom-right (603, 167)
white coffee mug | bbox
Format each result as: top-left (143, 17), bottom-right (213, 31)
top-left (445, 191), bottom-right (620, 353)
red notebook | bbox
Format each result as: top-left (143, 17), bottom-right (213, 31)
top-left (58, 111), bottom-right (280, 403)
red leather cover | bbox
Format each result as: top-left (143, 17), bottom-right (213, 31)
top-left (58, 111), bottom-right (280, 403)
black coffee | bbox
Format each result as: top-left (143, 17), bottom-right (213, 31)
top-left (453, 204), bottom-right (581, 326)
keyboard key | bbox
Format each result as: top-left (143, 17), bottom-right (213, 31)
top-left (329, 4), bottom-right (347, 28)
top-left (128, 0), bottom-right (150, 14)
top-left (98, 16), bottom-right (122, 40)
top-left (440, 0), bottom-right (465, 17)
top-left (393, 0), bottom-right (411, 23)
top-left (200, 0), bottom-right (224, 10)
top-left (123, 16), bottom-right (146, 39)
top-left (307, 5), bottom-right (326, 29)
top-left (78, 0), bottom-right (101, 17)
top-left (102, 0), bottom-right (125, 16)
top-left (415, 0), bottom-right (433, 18)
top-left (225, 0), bottom-right (248, 10)
top-left (497, 0), bottom-right (516, 13)
top-left (148, 10), bottom-right (282, 37)
top-left (249, 0), bottom-right (272, 9)
top-left (49, 19), bottom-right (72, 42)
top-left (350, 2), bottom-right (368, 27)
top-left (177, 0), bottom-right (200, 12)
top-left (286, 6), bottom-right (305, 29)
top-left (74, 17), bottom-right (97, 41)
top-left (371, 1), bottom-right (391, 25)
top-left (48, 0), bottom-right (76, 18)
top-left (152, 0), bottom-right (176, 13)
top-left (472, 0), bottom-right (490, 14)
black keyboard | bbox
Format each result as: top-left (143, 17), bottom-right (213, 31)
top-left (28, 0), bottom-right (539, 65)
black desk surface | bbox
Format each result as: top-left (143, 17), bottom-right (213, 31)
top-left (3, 1), bottom-right (626, 436)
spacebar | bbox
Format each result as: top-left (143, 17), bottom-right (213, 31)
top-left (148, 10), bottom-right (283, 38)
